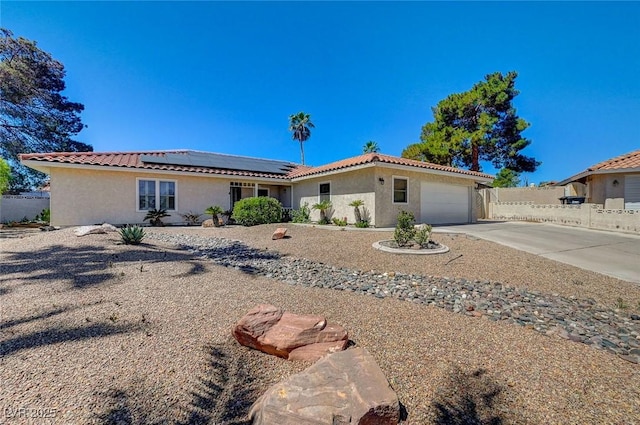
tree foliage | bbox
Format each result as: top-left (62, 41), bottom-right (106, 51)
top-left (288, 111), bottom-right (314, 165)
top-left (492, 168), bottom-right (521, 188)
top-left (0, 28), bottom-right (91, 191)
top-left (0, 157), bottom-right (10, 194)
top-left (402, 71), bottom-right (539, 173)
top-left (363, 140), bottom-right (380, 154)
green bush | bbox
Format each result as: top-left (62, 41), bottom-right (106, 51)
top-left (332, 217), bottom-right (347, 226)
top-left (414, 223), bottom-right (433, 247)
top-left (120, 225), bottom-right (146, 245)
top-left (292, 202), bottom-right (311, 223)
top-left (232, 196), bottom-right (283, 226)
top-left (355, 220), bottom-right (369, 228)
top-left (37, 208), bottom-right (51, 224)
top-left (394, 210), bottom-right (416, 247)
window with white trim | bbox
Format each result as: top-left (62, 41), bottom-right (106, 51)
top-left (393, 177), bottom-right (408, 204)
top-left (319, 182), bottom-right (331, 202)
top-left (138, 179), bottom-right (176, 211)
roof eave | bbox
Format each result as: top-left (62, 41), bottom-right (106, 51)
top-left (557, 167), bottom-right (640, 186)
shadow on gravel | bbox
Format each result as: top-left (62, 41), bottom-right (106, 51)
top-left (431, 367), bottom-right (505, 425)
top-left (195, 241), bottom-right (282, 277)
top-left (178, 343), bottom-right (257, 425)
top-left (0, 305), bottom-right (78, 331)
top-left (0, 322), bottom-right (137, 357)
top-left (1, 242), bottom-right (210, 289)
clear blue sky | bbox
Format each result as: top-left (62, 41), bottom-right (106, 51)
top-left (2, 1), bottom-right (639, 184)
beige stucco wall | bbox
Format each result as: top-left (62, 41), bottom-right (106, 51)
top-left (293, 166), bottom-right (478, 227)
top-left (587, 173), bottom-right (636, 205)
top-left (293, 167), bottom-right (377, 224)
top-left (373, 168), bottom-right (476, 227)
top-left (49, 168), bottom-right (289, 226)
top-left (492, 186), bottom-right (566, 204)
top-left (489, 202), bottom-right (640, 234)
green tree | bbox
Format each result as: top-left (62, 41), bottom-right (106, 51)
top-left (0, 157), bottom-right (10, 194)
top-left (363, 141), bottom-right (380, 154)
top-left (402, 71), bottom-right (539, 173)
top-left (492, 168), bottom-right (521, 188)
top-left (1, 28), bottom-right (91, 191)
top-left (288, 111), bottom-right (314, 165)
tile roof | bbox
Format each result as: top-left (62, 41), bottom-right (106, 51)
top-left (20, 150), bottom-right (494, 181)
top-left (586, 149), bottom-right (640, 171)
top-left (19, 150), bottom-right (299, 179)
top-left (289, 153), bottom-right (494, 180)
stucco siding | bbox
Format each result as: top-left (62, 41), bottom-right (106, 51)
top-left (49, 168), bottom-right (287, 226)
top-left (293, 168), bottom-right (376, 224)
top-left (373, 168), bottom-right (476, 227)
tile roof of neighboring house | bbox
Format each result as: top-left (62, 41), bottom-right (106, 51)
top-left (20, 150), bottom-right (494, 181)
top-left (557, 149), bottom-right (640, 185)
top-left (289, 153), bottom-right (494, 180)
top-left (19, 150), bottom-right (300, 180)
top-left (586, 149), bottom-right (640, 171)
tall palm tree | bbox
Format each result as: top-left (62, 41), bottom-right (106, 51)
top-left (288, 112), bottom-right (314, 165)
top-left (363, 140), bottom-right (380, 154)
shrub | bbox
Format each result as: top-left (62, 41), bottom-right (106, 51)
top-left (414, 223), bottom-right (433, 247)
top-left (349, 199), bottom-right (364, 224)
top-left (232, 196), bottom-right (283, 226)
top-left (143, 208), bottom-right (170, 226)
top-left (394, 210), bottom-right (416, 247)
top-left (292, 202), bottom-right (311, 223)
top-left (120, 225), bottom-right (145, 245)
top-left (204, 205), bottom-right (224, 226)
top-left (355, 220), bottom-right (370, 228)
top-left (332, 217), bottom-right (347, 226)
top-left (36, 208), bottom-right (51, 224)
top-left (180, 211), bottom-right (202, 226)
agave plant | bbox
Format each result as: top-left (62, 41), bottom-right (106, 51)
top-left (143, 208), bottom-right (170, 226)
top-left (120, 225), bottom-right (145, 245)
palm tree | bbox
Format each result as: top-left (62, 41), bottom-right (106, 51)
top-left (288, 112), bottom-right (314, 165)
top-left (348, 199), bottom-right (364, 223)
top-left (312, 200), bottom-right (332, 224)
top-left (363, 141), bottom-right (380, 154)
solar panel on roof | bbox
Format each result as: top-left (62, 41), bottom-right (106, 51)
top-left (140, 151), bottom-right (296, 175)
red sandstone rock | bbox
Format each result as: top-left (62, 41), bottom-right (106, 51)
top-left (272, 227), bottom-right (287, 240)
top-left (232, 304), bottom-right (348, 361)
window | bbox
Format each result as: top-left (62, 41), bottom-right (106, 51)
top-left (258, 188), bottom-right (269, 197)
top-left (138, 179), bottom-right (176, 211)
top-left (319, 182), bottom-right (331, 202)
top-left (393, 177), bottom-right (408, 203)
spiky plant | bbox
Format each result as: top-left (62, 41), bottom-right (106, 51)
top-left (312, 200), bottom-right (332, 224)
top-left (120, 225), bottom-right (145, 245)
top-left (143, 208), bottom-right (170, 226)
top-left (204, 205), bottom-right (224, 226)
top-left (349, 199), bottom-right (364, 224)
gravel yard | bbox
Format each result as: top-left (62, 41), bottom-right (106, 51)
top-left (1, 224), bottom-right (639, 424)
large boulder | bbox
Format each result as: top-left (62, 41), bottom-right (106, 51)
top-left (233, 304), bottom-right (348, 361)
top-left (250, 347), bottom-right (400, 424)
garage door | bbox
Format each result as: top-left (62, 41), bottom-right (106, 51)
top-left (625, 175), bottom-right (640, 210)
top-left (420, 182), bottom-right (470, 224)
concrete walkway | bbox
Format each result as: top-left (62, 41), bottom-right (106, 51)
top-left (433, 221), bottom-right (640, 284)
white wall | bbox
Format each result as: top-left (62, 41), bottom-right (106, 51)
top-left (0, 195), bottom-right (50, 223)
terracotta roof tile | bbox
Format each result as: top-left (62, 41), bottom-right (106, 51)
top-left (289, 153), bottom-right (494, 180)
top-left (19, 151), bottom-right (300, 180)
top-left (20, 150), bottom-right (494, 181)
top-left (587, 149), bottom-right (640, 171)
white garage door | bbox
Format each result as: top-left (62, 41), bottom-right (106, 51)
top-left (625, 175), bottom-right (640, 210)
top-left (420, 182), bottom-right (470, 224)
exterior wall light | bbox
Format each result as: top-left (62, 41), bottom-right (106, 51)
top-left (613, 179), bottom-right (619, 187)
top-left (378, 177), bottom-right (385, 185)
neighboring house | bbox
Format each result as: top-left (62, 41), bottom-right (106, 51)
top-left (557, 149), bottom-right (640, 210)
top-left (20, 150), bottom-right (493, 227)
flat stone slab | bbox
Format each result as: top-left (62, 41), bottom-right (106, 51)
top-left (74, 223), bottom-right (118, 236)
top-left (233, 304), bottom-right (348, 361)
top-left (372, 240), bottom-right (450, 255)
top-left (250, 347), bottom-right (400, 424)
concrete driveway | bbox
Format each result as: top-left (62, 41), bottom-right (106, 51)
top-left (434, 221), bottom-right (640, 283)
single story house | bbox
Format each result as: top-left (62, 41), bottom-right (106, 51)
top-left (556, 149), bottom-right (640, 210)
top-left (20, 150), bottom-right (493, 227)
